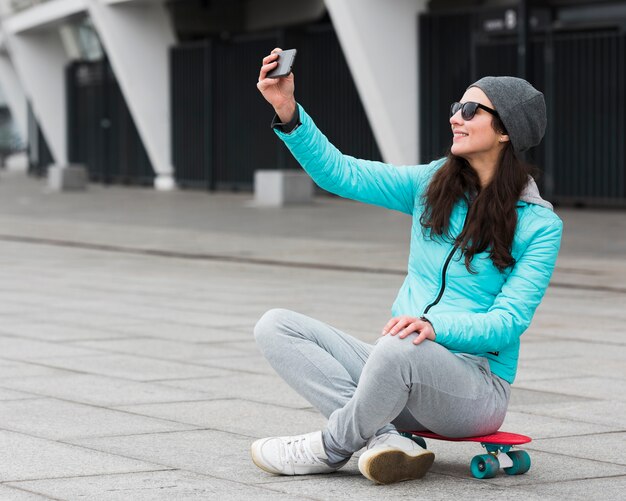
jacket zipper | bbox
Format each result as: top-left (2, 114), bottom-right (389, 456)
top-left (420, 208), bottom-right (499, 357)
top-left (421, 208), bottom-right (469, 317)
top-left (421, 244), bottom-right (458, 316)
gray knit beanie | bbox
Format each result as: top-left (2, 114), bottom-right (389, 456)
top-left (467, 76), bottom-right (546, 154)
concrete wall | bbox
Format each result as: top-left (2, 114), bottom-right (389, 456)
top-left (3, 27), bottom-right (69, 163)
top-left (87, 0), bottom-right (176, 189)
top-left (324, 0), bottom-right (428, 165)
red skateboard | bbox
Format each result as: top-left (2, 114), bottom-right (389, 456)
top-left (400, 430), bottom-right (532, 479)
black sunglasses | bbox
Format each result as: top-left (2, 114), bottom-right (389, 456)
top-left (450, 101), bottom-right (499, 121)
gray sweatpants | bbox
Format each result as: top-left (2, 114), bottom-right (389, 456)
top-left (254, 308), bottom-right (510, 459)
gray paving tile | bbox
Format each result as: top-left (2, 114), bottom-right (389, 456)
top-left (516, 376), bottom-right (626, 401)
top-left (73, 337), bottom-right (259, 361)
top-left (513, 366), bottom-right (581, 383)
top-left (520, 340), bottom-right (626, 361)
top-left (518, 400), bottom-right (626, 428)
top-left (0, 430), bottom-right (164, 482)
top-left (0, 335), bottom-right (101, 360)
top-left (529, 432), bottom-right (626, 465)
top-left (6, 470), bottom-right (302, 501)
top-left (0, 358), bottom-right (83, 378)
top-left (99, 322), bottom-right (252, 343)
top-left (508, 387), bottom-right (594, 408)
top-left (34, 354), bottom-right (223, 381)
top-left (499, 411), bottom-right (619, 439)
top-left (116, 399), bottom-right (326, 436)
top-left (71, 429), bottom-right (299, 486)
top-left (0, 322), bottom-right (133, 342)
top-left (0, 398), bottom-right (196, 440)
top-left (192, 354), bottom-right (277, 375)
top-left (529, 323), bottom-right (626, 345)
top-left (520, 356), bottom-right (626, 380)
top-left (0, 484), bottom-right (51, 500)
top-left (0, 373), bottom-right (216, 406)
top-left (18, 310), bottom-right (155, 332)
top-left (159, 373), bottom-right (312, 409)
top-left (102, 308), bottom-right (258, 330)
top-left (0, 388), bottom-right (40, 401)
top-left (505, 474), bottom-right (626, 501)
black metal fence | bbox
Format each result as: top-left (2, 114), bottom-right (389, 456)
top-left (171, 23), bottom-right (381, 191)
top-left (27, 103), bottom-right (54, 177)
top-left (66, 59), bottom-right (154, 185)
top-left (420, 10), bottom-right (626, 206)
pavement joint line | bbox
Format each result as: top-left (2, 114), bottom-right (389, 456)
top-left (510, 386), bottom-right (602, 402)
top-left (69, 426), bottom-right (258, 441)
top-left (3, 314), bottom-right (253, 336)
top-left (0, 380), bottom-right (219, 411)
top-left (148, 365), bottom-right (271, 377)
top-left (527, 335), bottom-right (626, 347)
top-left (2, 233), bottom-right (626, 294)
top-left (0, 356), bottom-right (97, 376)
top-left (2, 468), bottom-right (176, 488)
top-left (247, 481), bottom-right (340, 500)
top-left (498, 472), bottom-right (626, 488)
top-left (0, 483), bottom-right (61, 501)
top-left (61, 336), bottom-right (157, 344)
top-left (6, 469), bottom-right (325, 501)
top-left (76, 425), bottom-right (269, 441)
top-left (510, 408), bottom-right (624, 429)
top-left (0, 388), bottom-right (214, 432)
top-left (0, 339), bottom-right (262, 375)
top-left (62, 433), bottom-right (330, 498)
top-left (143, 372), bottom-right (248, 383)
top-left (0, 426), bottom-right (181, 472)
top-left (531, 430), bottom-right (626, 441)
top-left (115, 395), bottom-right (320, 413)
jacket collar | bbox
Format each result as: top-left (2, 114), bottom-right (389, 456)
top-left (518, 177), bottom-right (553, 211)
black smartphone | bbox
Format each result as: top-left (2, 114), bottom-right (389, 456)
top-left (266, 49), bottom-right (297, 79)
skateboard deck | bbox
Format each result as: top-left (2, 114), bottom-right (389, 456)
top-left (400, 430), bottom-right (532, 479)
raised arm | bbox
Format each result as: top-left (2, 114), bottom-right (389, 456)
top-left (257, 48), bottom-right (439, 214)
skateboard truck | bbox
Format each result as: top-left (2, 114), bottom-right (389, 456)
top-left (401, 430), bottom-right (532, 479)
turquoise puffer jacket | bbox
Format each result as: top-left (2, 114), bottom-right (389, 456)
top-left (274, 104), bottom-right (563, 384)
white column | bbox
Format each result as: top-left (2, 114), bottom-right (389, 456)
top-left (87, 0), bottom-right (176, 190)
top-left (324, 0), bottom-right (428, 165)
top-left (0, 51), bottom-right (27, 143)
top-left (3, 28), bottom-right (69, 164)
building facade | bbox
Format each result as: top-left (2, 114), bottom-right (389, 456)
top-left (0, 0), bottom-right (624, 205)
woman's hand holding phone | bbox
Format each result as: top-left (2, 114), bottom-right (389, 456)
top-left (257, 48), bottom-right (297, 123)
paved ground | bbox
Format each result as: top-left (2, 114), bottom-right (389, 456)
top-left (0, 169), bottom-right (624, 500)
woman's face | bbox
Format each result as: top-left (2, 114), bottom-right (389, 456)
top-left (449, 87), bottom-right (508, 160)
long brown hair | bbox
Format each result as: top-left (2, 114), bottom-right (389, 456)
top-left (420, 117), bottom-right (538, 273)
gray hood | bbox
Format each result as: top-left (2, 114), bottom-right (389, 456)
top-left (520, 176), bottom-right (553, 210)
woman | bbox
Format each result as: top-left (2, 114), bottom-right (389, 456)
top-left (251, 48), bottom-right (562, 485)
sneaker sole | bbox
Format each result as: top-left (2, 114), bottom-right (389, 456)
top-left (358, 448), bottom-right (435, 485)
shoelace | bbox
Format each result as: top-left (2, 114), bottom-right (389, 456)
top-left (281, 436), bottom-right (324, 465)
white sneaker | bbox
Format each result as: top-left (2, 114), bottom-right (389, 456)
top-left (251, 431), bottom-right (346, 476)
top-left (358, 433), bottom-right (435, 484)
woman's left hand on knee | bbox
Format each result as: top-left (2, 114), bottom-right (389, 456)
top-left (381, 316), bottom-right (436, 345)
